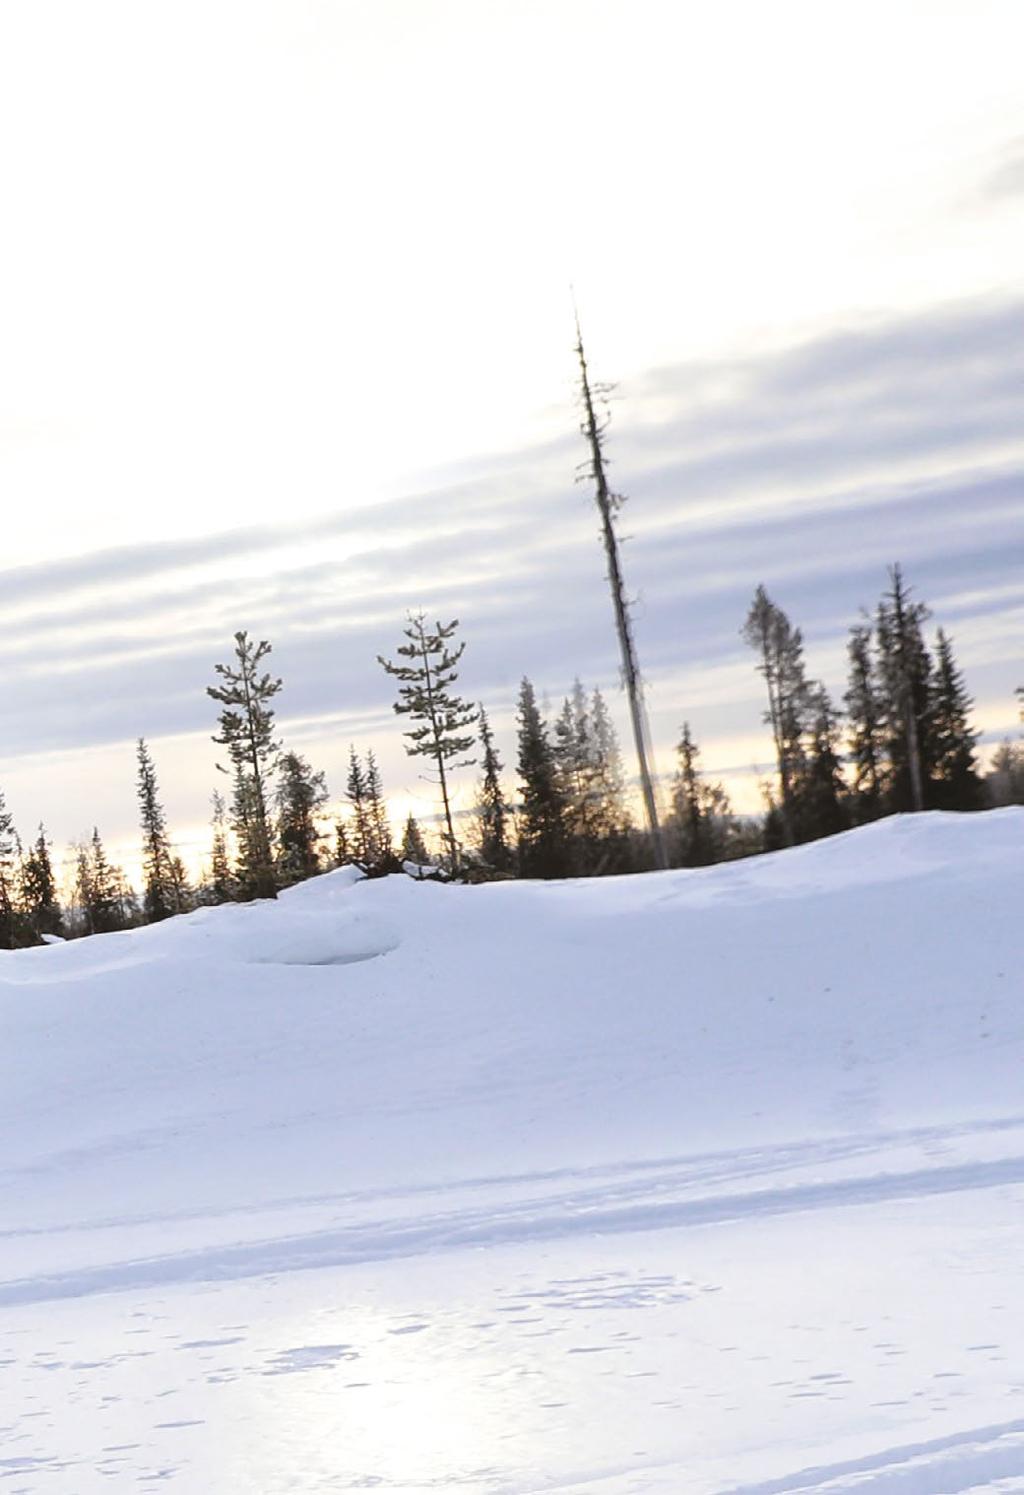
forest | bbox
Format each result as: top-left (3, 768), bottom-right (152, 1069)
top-left (1, 561), bottom-right (1021, 948)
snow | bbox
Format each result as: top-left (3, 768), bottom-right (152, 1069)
top-left (2, 810), bottom-right (1023, 1491)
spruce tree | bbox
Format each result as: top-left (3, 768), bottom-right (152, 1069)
top-left (136, 738), bottom-right (176, 922)
top-left (113, 866), bottom-right (141, 928)
top-left (275, 751), bottom-right (329, 884)
top-left (875, 565), bottom-right (933, 812)
top-left (20, 826), bottom-right (64, 940)
top-left (844, 622), bottom-right (885, 823)
top-left (515, 678), bottom-right (570, 879)
top-left (552, 695), bottom-right (582, 868)
top-left (761, 793), bottom-right (788, 853)
top-left (795, 687), bottom-right (850, 841)
top-left (474, 705), bottom-right (512, 871)
top-left (553, 679), bottom-right (634, 873)
top-left (76, 829), bottom-right (128, 936)
top-left (589, 687), bottom-right (634, 870)
top-left (345, 748), bottom-right (372, 865)
top-left (672, 724), bottom-right (711, 867)
top-left (670, 723), bottom-right (733, 866)
top-left (0, 790), bottom-right (18, 948)
top-left (378, 615), bottom-right (477, 872)
top-left (401, 813), bottom-right (430, 867)
top-left (987, 739), bottom-right (1024, 806)
top-left (334, 818), bottom-right (352, 868)
top-left (89, 827), bottom-right (123, 933)
top-left (72, 844), bottom-right (92, 936)
top-left (166, 855), bottom-right (193, 915)
top-left (207, 631), bottom-right (281, 900)
top-left (930, 628), bottom-right (983, 809)
top-left (364, 750), bottom-right (396, 871)
top-left (741, 587), bottom-right (812, 846)
top-left (206, 791), bottom-right (236, 903)
top-left (553, 681), bottom-right (599, 873)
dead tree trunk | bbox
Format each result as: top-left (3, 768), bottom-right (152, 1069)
top-left (575, 314), bottom-right (667, 870)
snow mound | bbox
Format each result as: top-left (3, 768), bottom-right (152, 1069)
top-left (2, 811), bottom-right (1023, 1491)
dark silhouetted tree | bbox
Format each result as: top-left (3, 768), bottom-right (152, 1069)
top-left (76, 828), bottom-right (129, 936)
top-left (669, 723), bottom-right (733, 866)
top-left (345, 747), bottom-right (371, 864)
top-left (364, 750), bottom-right (396, 871)
top-left (401, 813), bottom-right (430, 866)
top-left (136, 738), bottom-right (177, 922)
top-left (795, 686), bottom-right (850, 841)
top-left (0, 791), bottom-right (18, 948)
top-left (20, 826), bottom-right (64, 941)
top-left (742, 587), bottom-right (812, 846)
top-left (167, 854), bottom-right (193, 914)
top-left (334, 818), bottom-right (352, 868)
top-left (875, 565), bottom-right (932, 812)
top-left (275, 751), bottom-right (328, 885)
top-left (930, 628), bottom-right (983, 809)
top-left (844, 622), bottom-right (885, 823)
top-left (515, 678), bottom-right (570, 878)
top-left (474, 705), bottom-right (512, 871)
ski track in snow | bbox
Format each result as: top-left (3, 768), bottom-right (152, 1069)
top-left (3, 1122), bottom-right (1024, 1307)
top-left (720, 1420), bottom-right (1024, 1495)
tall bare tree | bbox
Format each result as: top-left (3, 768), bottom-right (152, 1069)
top-left (574, 313), bottom-right (666, 868)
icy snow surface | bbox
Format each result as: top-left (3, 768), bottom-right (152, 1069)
top-left (2, 811), bottom-right (1023, 1492)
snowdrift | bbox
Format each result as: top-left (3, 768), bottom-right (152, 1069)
top-left (2, 810), bottom-right (1023, 1492)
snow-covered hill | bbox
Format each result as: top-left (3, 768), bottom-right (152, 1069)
top-left (2, 811), bottom-right (1023, 1492)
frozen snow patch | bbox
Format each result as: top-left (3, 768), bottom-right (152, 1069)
top-left (263, 1343), bottom-right (359, 1375)
top-left (238, 910), bottom-right (400, 968)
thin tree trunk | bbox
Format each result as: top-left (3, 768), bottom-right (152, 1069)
top-left (890, 566), bottom-right (925, 813)
top-left (241, 658), bottom-right (276, 898)
top-left (416, 618), bottom-right (460, 872)
top-left (905, 689), bottom-right (925, 812)
top-left (758, 631), bottom-right (795, 847)
top-left (576, 319), bottom-right (667, 870)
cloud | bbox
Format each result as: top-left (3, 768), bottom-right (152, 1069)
top-left (977, 136), bottom-right (1024, 202)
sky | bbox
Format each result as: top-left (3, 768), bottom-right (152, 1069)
top-left (2, 0), bottom-right (1023, 881)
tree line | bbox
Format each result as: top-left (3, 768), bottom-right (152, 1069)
top-left (0, 564), bottom-right (1020, 946)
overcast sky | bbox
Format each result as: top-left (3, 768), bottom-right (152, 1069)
top-left (2, 0), bottom-right (1023, 878)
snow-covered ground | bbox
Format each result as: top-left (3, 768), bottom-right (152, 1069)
top-left (2, 811), bottom-right (1023, 1493)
